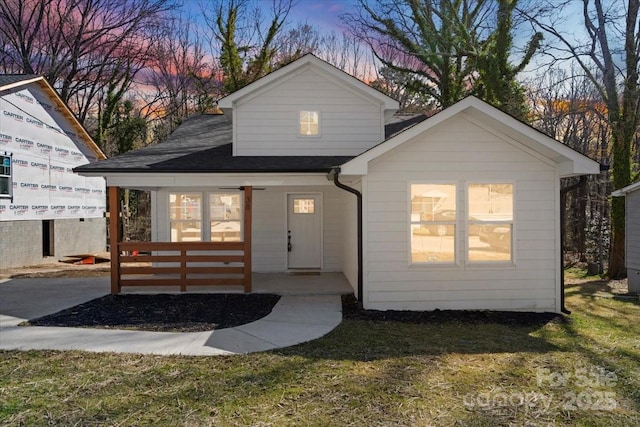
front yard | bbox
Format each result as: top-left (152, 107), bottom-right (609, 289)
top-left (1, 274), bottom-right (638, 426)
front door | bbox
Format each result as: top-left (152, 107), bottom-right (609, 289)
top-left (287, 194), bottom-right (321, 269)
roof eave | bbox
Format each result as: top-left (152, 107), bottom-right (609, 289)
top-left (342, 96), bottom-right (601, 177)
top-left (75, 167), bottom-right (341, 176)
top-left (612, 181), bottom-right (640, 196)
top-left (1, 75), bottom-right (106, 161)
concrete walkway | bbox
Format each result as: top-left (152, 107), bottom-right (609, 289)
top-left (0, 276), bottom-right (344, 356)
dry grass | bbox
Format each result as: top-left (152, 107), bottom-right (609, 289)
top-left (1, 273), bottom-right (639, 426)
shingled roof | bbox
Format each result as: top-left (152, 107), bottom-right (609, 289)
top-left (75, 113), bottom-right (426, 175)
top-left (0, 74), bottom-right (40, 88)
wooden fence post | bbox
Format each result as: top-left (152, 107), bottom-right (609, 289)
top-left (109, 186), bottom-right (121, 294)
top-left (244, 186), bottom-right (252, 293)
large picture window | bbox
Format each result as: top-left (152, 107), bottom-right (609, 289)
top-left (0, 153), bottom-right (12, 199)
top-left (468, 183), bottom-right (513, 262)
top-left (169, 192), bottom-right (243, 242)
top-left (410, 183), bottom-right (457, 263)
top-left (410, 182), bottom-right (514, 265)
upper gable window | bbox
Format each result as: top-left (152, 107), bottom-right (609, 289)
top-left (299, 111), bottom-right (319, 136)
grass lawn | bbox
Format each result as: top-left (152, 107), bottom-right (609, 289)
top-left (1, 274), bottom-right (639, 426)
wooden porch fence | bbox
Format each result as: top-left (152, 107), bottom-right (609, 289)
top-left (108, 186), bottom-right (252, 294)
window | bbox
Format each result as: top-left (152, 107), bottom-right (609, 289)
top-left (293, 198), bottom-right (315, 214)
top-left (409, 182), bottom-right (514, 265)
top-left (468, 183), bottom-right (513, 262)
top-left (169, 193), bottom-right (202, 242)
top-left (410, 183), bottom-right (457, 263)
top-left (169, 192), bottom-right (243, 242)
top-left (42, 220), bottom-right (54, 257)
top-left (210, 193), bottom-right (242, 242)
top-left (299, 111), bottom-right (319, 136)
top-left (0, 153), bottom-right (12, 199)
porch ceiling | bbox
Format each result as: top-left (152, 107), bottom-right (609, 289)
top-left (100, 173), bottom-right (341, 189)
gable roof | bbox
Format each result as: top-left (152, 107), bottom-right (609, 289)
top-left (74, 114), bottom-right (354, 174)
top-left (612, 181), bottom-right (640, 196)
top-left (0, 74), bottom-right (106, 160)
top-left (217, 54), bottom-right (399, 112)
top-left (340, 96), bottom-right (600, 178)
top-left (75, 113), bottom-right (425, 175)
top-left (0, 74), bottom-right (42, 89)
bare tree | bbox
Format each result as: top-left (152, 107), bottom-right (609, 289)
top-left (528, 68), bottom-right (612, 271)
top-left (0, 0), bottom-right (176, 134)
top-left (343, 0), bottom-right (541, 116)
top-left (525, 0), bottom-right (639, 278)
top-left (140, 12), bottom-right (221, 140)
top-left (200, 0), bottom-right (293, 94)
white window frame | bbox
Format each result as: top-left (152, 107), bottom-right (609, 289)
top-left (408, 181), bottom-right (516, 267)
top-left (169, 191), bottom-right (244, 242)
top-left (466, 182), bottom-right (515, 265)
top-left (209, 192), bottom-right (244, 242)
top-left (408, 182), bottom-right (458, 265)
top-left (169, 192), bottom-right (203, 242)
top-left (0, 152), bottom-right (12, 200)
top-left (298, 110), bottom-right (320, 137)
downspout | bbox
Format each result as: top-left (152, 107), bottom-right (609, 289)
top-left (559, 176), bottom-right (588, 314)
top-left (330, 167), bottom-right (363, 310)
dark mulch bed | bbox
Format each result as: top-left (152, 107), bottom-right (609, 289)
top-left (23, 292), bottom-right (561, 333)
top-left (25, 293), bottom-right (281, 332)
top-left (341, 294), bottom-right (564, 326)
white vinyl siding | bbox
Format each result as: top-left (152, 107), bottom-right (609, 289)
top-left (234, 68), bottom-right (383, 156)
top-left (364, 115), bottom-right (558, 312)
top-left (155, 186), bottom-right (345, 272)
top-left (626, 190), bottom-right (640, 271)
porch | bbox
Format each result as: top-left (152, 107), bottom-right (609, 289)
top-left (118, 272), bottom-right (353, 296)
top-left (108, 185), bottom-right (356, 296)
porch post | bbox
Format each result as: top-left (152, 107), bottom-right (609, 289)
top-left (243, 186), bottom-right (252, 293)
top-left (108, 186), bottom-right (121, 294)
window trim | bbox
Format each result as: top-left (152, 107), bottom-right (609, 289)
top-left (408, 181), bottom-right (516, 267)
top-left (0, 152), bottom-right (13, 200)
top-left (169, 191), bottom-right (244, 242)
top-left (466, 182), bottom-right (515, 265)
top-left (298, 110), bottom-right (321, 137)
top-left (169, 192), bottom-right (203, 242)
top-left (408, 181), bottom-right (459, 266)
top-left (209, 192), bottom-right (244, 242)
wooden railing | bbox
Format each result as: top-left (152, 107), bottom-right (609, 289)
top-left (112, 241), bottom-right (251, 293)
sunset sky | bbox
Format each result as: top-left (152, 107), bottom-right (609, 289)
top-left (184, 0), bottom-right (359, 33)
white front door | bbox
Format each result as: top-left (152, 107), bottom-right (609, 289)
top-left (287, 194), bottom-right (322, 269)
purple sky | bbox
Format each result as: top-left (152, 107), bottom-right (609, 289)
top-left (288, 0), bottom-right (358, 32)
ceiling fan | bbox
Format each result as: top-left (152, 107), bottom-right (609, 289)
top-left (218, 186), bottom-right (266, 190)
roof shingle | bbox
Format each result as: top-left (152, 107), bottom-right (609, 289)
top-left (0, 74), bottom-right (40, 89)
top-left (75, 113), bottom-right (426, 174)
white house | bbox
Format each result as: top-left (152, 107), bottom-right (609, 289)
top-left (76, 54), bottom-right (600, 313)
top-left (612, 181), bottom-right (640, 294)
top-left (0, 75), bottom-right (107, 269)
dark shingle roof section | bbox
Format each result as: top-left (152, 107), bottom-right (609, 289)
top-left (75, 114), bottom-right (353, 173)
top-left (384, 114), bottom-right (428, 139)
top-left (75, 113), bottom-right (429, 175)
top-left (0, 74), bottom-right (39, 88)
